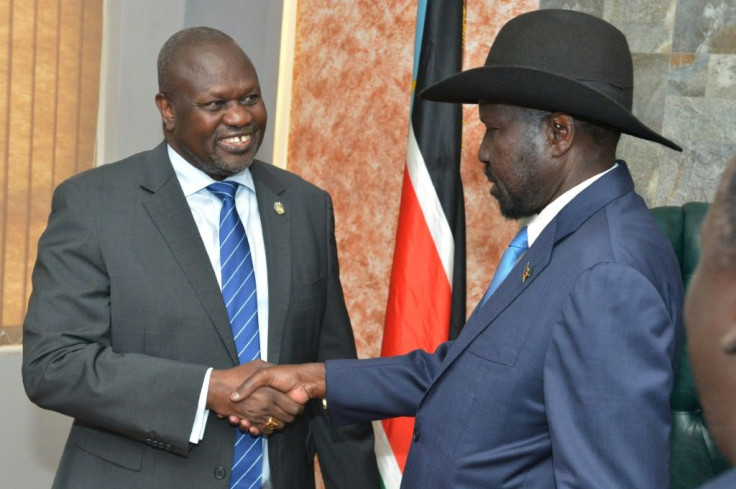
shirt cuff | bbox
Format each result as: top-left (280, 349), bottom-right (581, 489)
top-left (189, 367), bottom-right (213, 444)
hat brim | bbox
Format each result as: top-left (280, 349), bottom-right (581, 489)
top-left (420, 66), bottom-right (682, 152)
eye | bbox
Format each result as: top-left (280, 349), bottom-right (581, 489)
top-left (240, 94), bottom-right (260, 105)
top-left (202, 100), bottom-right (225, 111)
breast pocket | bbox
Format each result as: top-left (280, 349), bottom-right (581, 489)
top-left (466, 330), bottom-right (522, 367)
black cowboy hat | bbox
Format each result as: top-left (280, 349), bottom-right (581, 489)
top-left (420, 9), bottom-right (682, 151)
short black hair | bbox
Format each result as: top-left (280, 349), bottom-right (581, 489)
top-left (157, 27), bottom-right (235, 95)
top-left (574, 118), bottom-right (621, 149)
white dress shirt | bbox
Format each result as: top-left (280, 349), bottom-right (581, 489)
top-left (525, 162), bottom-right (618, 246)
top-left (168, 146), bottom-right (272, 487)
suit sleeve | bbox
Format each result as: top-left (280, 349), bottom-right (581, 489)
top-left (307, 193), bottom-right (381, 489)
top-left (21, 179), bottom-right (206, 456)
top-left (544, 261), bottom-right (676, 488)
top-left (325, 343), bottom-right (451, 425)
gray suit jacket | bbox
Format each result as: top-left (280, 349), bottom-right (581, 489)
top-left (22, 142), bottom-right (379, 489)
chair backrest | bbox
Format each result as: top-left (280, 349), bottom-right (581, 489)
top-left (650, 203), bottom-right (731, 489)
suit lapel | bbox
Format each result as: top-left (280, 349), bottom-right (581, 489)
top-left (139, 143), bottom-right (239, 364)
top-left (429, 226), bottom-right (555, 384)
top-left (250, 161), bottom-right (290, 365)
top-left (423, 161), bottom-right (636, 393)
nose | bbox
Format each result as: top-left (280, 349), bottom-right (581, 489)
top-left (222, 101), bottom-right (252, 127)
top-left (477, 130), bottom-right (494, 165)
top-left (477, 139), bottom-right (488, 164)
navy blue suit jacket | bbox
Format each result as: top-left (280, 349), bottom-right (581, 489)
top-left (327, 162), bottom-right (683, 488)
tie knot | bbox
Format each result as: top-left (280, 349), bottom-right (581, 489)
top-left (207, 181), bottom-right (239, 202)
top-left (509, 226), bottom-right (528, 251)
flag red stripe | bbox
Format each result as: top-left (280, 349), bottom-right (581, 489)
top-left (383, 166), bottom-right (452, 356)
top-left (381, 166), bottom-right (452, 470)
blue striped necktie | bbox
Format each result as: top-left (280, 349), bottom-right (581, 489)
top-left (207, 181), bottom-right (262, 489)
top-left (479, 226), bottom-right (528, 308)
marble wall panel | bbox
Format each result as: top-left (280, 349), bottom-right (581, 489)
top-left (632, 53), bottom-right (671, 132)
top-left (287, 2), bottom-right (415, 359)
top-left (539, 0), bottom-right (604, 17)
top-left (604, 0), bottom-right (677, 53)
top-left (660, 96), bottom-right (736, 203)
top-left (707, 54), bottom-right (736, 98)
top-left (673, 0), bottom-right (736, 54)
top-left (669, 52), bottom-right (708, 97)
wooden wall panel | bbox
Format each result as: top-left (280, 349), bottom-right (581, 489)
top-left (0, 0), bottom-right (102, 345)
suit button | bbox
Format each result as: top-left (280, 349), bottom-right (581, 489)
top-left (214, 466), bottom-right (227, 480)
top-left (413, 428), bottom-right (419, 441)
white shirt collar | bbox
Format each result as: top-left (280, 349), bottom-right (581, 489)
top-left (525, 162), bottom-right (618, 246)
top-left (167, 144), bottom-right (255, 196)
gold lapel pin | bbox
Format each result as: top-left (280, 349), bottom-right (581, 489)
top-left (522, 262), bottom-right (532, 282)
top-left (273, 202), bottom-right (285, 215)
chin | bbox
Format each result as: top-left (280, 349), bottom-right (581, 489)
top-left (215, 157), bottom-right (256, 176)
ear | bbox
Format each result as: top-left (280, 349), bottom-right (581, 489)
top-left (547, 113), bottom-right (574, 157)
top-left (155, 93), bottom-right (176, 132)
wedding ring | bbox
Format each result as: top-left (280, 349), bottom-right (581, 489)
top-left (263, 416), bottom-right (280, 431)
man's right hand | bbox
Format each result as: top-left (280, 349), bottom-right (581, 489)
top-left (207, 360), bottom-right (304, 434)
top-left (228, 362), bottom-right (327, 434)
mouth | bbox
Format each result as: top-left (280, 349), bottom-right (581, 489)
top-left (483, 165), bottom-right (496, 183)
top-left (217, 133), bottom-right (255, 153)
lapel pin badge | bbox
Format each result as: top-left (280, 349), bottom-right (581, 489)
top-left (522, 262), bottom-right (532, 283)
top-left (273, 202), bottom-right (285, 215)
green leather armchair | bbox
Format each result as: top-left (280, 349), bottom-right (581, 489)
top-left (650, 202), bottom-right (731, 489)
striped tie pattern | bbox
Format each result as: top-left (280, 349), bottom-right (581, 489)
top-left (479, 226), bottom-right (528, 308)
top-left (207, 181), bottom-right (262, 489)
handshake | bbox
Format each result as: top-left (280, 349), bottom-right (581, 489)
top-left (206, 360), bottom-right (327, 436)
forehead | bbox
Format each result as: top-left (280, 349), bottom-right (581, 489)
top-left (173, 42), bottom-right (259, 94)
top-left (478, 103), bottom-right (521, 122)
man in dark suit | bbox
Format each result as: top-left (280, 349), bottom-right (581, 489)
top-left (22, 27), bottom-right (379, 489)
top-left (687, 156), bottom-right (736, 489)
top-left (232, 10), bottom-right (684, 488)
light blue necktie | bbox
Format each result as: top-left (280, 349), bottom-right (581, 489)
top-left (208, 181), bottom-right (262, 489)
top-left (479, 226), bottom-right (529, 308)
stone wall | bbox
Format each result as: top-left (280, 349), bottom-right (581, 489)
top-left (542, 0), bottom-right (736, 206)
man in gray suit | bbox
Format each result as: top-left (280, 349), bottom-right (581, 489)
top-left (22, 27), bottom-right (379, 489)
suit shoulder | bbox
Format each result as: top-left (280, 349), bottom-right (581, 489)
top-left (57, 149), bottom-right (156, 191)
top-left (62, 151), bottom-right (151, 185)
top-left (251, 160), bottom-right (330, 198)
top-left (603, 192), bottom-right (678, 263)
